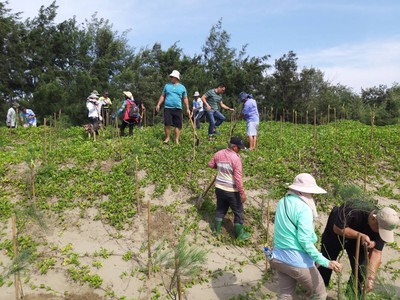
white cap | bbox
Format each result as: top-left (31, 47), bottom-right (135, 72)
top-left (169, 70), bottom-right (180, 80)
top-left (377, 207), bottom-right (399, 243)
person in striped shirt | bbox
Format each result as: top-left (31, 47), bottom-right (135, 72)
top-left (207, 136), bottom-right (250, 240)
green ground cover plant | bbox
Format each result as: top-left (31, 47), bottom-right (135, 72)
top-left (0, 119), bottom-right (399, 299)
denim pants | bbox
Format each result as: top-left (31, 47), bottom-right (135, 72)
top-left (205, 110), bottom-right (225, 135)
top-left (195, 110), bottom-right (205, 129)
top-left (215, 188), bottom-right (244, 224)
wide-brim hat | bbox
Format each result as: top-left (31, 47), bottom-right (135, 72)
top-left (229, 136), bottom-right (245, 149)
top-left (288, 173), bottom-right (327, 194)
top-left (194, 91), bottom-right (200, 97)
top-left (123, 91), bottom-right (133, 99)
top-left (377, 207), bottom-right (399, 243)
top-left (12, 102), bottom-right (19, 108)
top-left (169, 70), bottom-right (180, 80)
top-left (87, 93), bottom-right (99, 100)
top-left (91, 90), bottom-right (100, 96)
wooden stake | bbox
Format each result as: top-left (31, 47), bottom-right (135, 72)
top-left (354, 233), bottom-right (361, 300)
top-left (265, 199), bottom-right (270, 272)
top-left (135, 156), bottom-right (141, 214)
top-left (334, 107), bottom-right (337, 129)
top-left (313, 108), bottom-right (317, 147)
top-left (280, 115), bottom-right (283, 147)
top-left (147, 198), bottom-right (151, 278)
top-left (327, 105), bottom-right (330, 124)
top-left (306, 110), bottom-right (309, 125)
top-left (43, 118), bottom-right (47, 162)
top-left (176, 257), bottom-right (182, 300)
top-left (12, 214), bottom-right (19, 300)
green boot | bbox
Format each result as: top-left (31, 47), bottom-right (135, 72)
top-left (234, 223), bottom-right (250, 241)
top-left (212, 218), bottom-right (223, 236)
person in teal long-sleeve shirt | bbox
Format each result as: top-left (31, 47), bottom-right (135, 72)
top-left (269, 173), bottom-right (342, 299)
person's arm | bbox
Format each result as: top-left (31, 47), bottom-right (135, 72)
top-left (201, 94), bottom-right (211, 111)
top-left (333, 224), bottom-right (376, 248)
top-left (296, 207), bottom-right (331, 268)
top-left (156, 94), bottom-right (165, 112)
top-left (220, 101), bottom-right (235, 111)
top-left (366, 248), bottom-right (382, 292)
top-left (232, 157), bottom-right (246, 202)
top-left (208, 155), bottom-right (216, 169)
top-left (183, 95), bottom-right (190, 116)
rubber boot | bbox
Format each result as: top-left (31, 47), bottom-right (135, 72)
top-left (234, 223), bottom-right (250, 241)
top-left (213, 218), bottom-right (223, 236)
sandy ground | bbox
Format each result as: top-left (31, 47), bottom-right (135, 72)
top-left (1, 186), bottom-right (400, 300)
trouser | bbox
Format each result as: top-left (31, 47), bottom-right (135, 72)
top-left (88, 117), bottom-right (99, 134)
top-left (319, 208), bottom-right (367, 294)
top-left (120, 120), bottom-right (136, 136)
top-left (205, 110), bottom-right (225, 135)
top-left (270, 259), bottom-right (327, 300)
top-left (215, 188), bottom-right (244, 224)
top-left (195, 110), bottom-right (204, 129)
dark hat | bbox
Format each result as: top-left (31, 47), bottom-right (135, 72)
top-left (229, 136), bottom-right (245, 149)
top-left (239, 91), bottom-right (249, 102)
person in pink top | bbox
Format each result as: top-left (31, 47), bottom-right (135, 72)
top-left (207, 136), bottom-right (250, 240)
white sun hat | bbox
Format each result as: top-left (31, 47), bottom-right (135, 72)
top-left (288, 173), bottom-right (327, 194)
top-left (169, 70), bottom-right (180, 80)
top-left (194, 91), bottom-right (200, 97)
top-left (123, 91), bottom-right (133, 99)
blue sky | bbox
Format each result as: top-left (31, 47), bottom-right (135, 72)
top-left (7, 0), bottom-right (400, 94)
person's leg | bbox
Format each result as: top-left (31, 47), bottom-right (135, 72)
top-left (174, 127), bottom-right (181, 144)
top-left (228, 191), bottom-right (250, 240)
top-left (128, 123), bottom-right (134, 136)
top-left (164, 126), bottom-right (171, 143)
top-left (120, 120), bottom-right (128, 136)
top-left (163, 109), bottom-right (173, 143)
top-left (269, 259), bottom-right (298, 300)
top-left (213, 111), bottom-right (226, 132)
top-left (214, 188), bottom-right (230, 234)
top-left (296, 266), bottom-right (327, 300)
top-left (195, 111), bottom-right (204, 129)
top-left (205, 110), bottom-right (215, 136)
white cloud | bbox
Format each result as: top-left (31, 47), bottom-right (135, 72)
top-left (298, 38), bottom-right (400, 92)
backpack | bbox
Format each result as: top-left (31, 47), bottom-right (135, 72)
top-left (125, 99), bottom-right (140, 121)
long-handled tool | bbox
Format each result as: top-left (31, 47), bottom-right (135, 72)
top-left (195, 175), bottom-right (216, 209)
top-left (188, 113), bottom-right (200, 146)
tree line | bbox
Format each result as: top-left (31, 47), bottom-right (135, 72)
top-left (1, 1), bottom-right (399, 126)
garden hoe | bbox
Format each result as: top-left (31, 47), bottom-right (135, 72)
top-left (195, 175), bottom-right (216, 209)
top-left (188, 115), bottom-right (200, 146)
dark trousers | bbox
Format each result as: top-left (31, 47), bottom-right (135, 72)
top-left (319, 208), bottom-right (367, 293)
top-left (88, 117), bottom-right (99, 134)
top-left (120, 120), bottom-right (136, 136)
top-left (215, 188), bottom-right (244, 224)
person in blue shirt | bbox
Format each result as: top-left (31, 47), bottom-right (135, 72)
top-left (270, 173), bottom-right (342, 299)
top-left (239, 92), bottom-right (260, 150)
top-left (156, 70), bottom-right (190, 144)
top-left (20, 107), bottom-right (37, 127)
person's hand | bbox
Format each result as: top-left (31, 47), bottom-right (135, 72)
top-left (186, 109), bottom-right (191, 117)
top-left (328, 260), bottom-right (342, 273)
top-left (155, 105), bottom-right (160, 112)
top-left (229, 108), bottom-right (235, 111)
top-left (206, 104), bottom-right (211, 111)
top-left (361, 234), bottom-right (375, 248)
top-left (240, 192), bottom-right (247, 203)
top-left (367, 276), bottom-right (375, 292)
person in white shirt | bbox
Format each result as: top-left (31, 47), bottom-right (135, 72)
top-left (86, 93), bottom-right (100, 135)
top-left (6, 102), bottom-right (19, 128)
top-left (192, 91), bottom-right (204, 129)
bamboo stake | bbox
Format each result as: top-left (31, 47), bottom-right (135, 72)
top-left (43, 118), bottom-right (47, 162)
top-left (49, 118), bottom-right (52, 152)
top-left (313, 108), bottom-right (317, 147)
top-left (280, 115), bottom-right (283, 147)
top-left (306, 110), bottom-right (309, 125)
top-left (354, 233), bottom-right (361, 300)
top-left (370, 111), bottom-right (375, 157)
top-left (147, 198), bottom-right (151, 278)
top-left (334, 107), bottom-right (337, 129)
top-left (327, 105), bottom-right (330, 124)
top-left (270, 106), bottom-right (273, 121)
top-left (265, 199), bottom-right (270, 272)
top-left (12, 214), bottom-right (19, 300)
top-left (176, 257), bottom-right (182, 300)
top-left (135, 156), bottom-right (141, 214)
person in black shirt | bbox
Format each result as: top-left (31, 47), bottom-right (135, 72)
top-left (319, 201), bottom-right (399, 294)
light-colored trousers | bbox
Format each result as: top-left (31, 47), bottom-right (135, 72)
top-left (270, 258), bottom-right (327, 300)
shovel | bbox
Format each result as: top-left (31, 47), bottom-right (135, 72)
top-left (195, 175), bottom-right (217, 209)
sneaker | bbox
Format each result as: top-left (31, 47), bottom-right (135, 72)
top-left (208, 135), bottom-right (214, 141)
